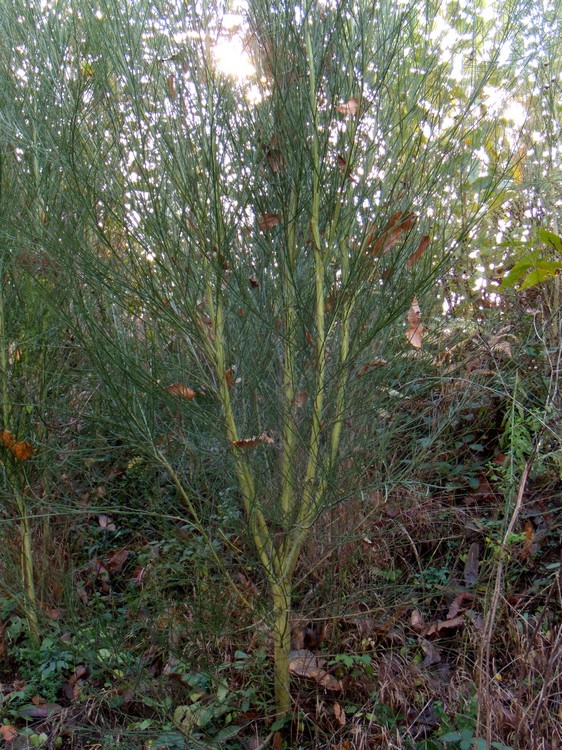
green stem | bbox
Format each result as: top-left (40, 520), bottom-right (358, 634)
top-left (0, 263), bottom-right (40, 648)
top-left (279, 189), bottom-right (298, 525)
top-left (271, 579), bottom-right (292, 718)
top-left (283, 24), bottom-right (327, 579)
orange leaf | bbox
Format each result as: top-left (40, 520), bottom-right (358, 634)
top-left (1, 429), bottom-right (15, 449)
top-left (305, 329), bottom-right (316, 351)
top-left (523, 519), bottom-right (534, 557)
top-left (257, 213), bottom-right (280, 231)
top-left (232, 432), bottom-right (274, 449)
top-left (225, 368), bottom-right (234, 387)
top-left (356, 358), bottom-right (387, 376)
top-left (2, 430), bottom-right (33, 461)
top-left (0, 725), bottom-right (17, 742)
top-left (336, 97), bottom-right (359, 116)
top-left (407, 235), bottom-right (430, 268)
top-left (167, 384), bottom-right (197, 400)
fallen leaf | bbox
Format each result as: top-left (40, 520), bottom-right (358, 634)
top-left (98, 515), bottom-right (116, 531)
top-left (0, 725), bottom-right (18, 742)
top-left (249, 275), bottom-right (260, 288)
top-left (333, 702), bottom-right (346, 726)
top-left (225, 368), bottom-right (234, 387)
top-left (107, 548), bottom-right (130, 574)
top-left (68, 665), bottom-right (88, 687)
top-left (13, 440), bottom-right (33, 461)
top-left (411, 609), bottom-right (425, 632)
top-left (336, 97), bottom-right (359, 116)
top-left (420, 638), bottom-right (442, 666)
top-left (167, 383), bottom-right (197, 400)
top-left (447, 592), bottom-right (474, 620)
top-left (257, 213), bottom-right (280, 231)
top-left (289, 649), bottom-right (342, 691)
top-left (523, 519), bottom-right (534, 558)
top-left (1, 430), bottom-right (33, 461)
top-left (464, 542), bottom-right (480, 586)
top-left (16, 703), bottom-right (63, 720)
top-left (232, 433), bottom-right (275, 449)
top-left (425, 615), bottom-right (465, 638)
top-left (407, 235), bottom-right (430, 268)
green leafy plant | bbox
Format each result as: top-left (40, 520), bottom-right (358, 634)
top-left (500, 229), bottom-right (562, 290)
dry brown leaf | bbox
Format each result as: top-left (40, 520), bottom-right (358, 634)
top-left (107, 548), bottom-right (130, 574)
top-left (366, 211), bottom-right (417, 256)
top-left (425, 615), bottom-right (465, 638)
top-left (257, 213), bottom-right (280, 231)
top-left (407, 235), bottom-right (431, 268)
top-left (336, 153), bottom-right (355, 181)
top-left (464, 542), bottom-right (480, 586)
top-left (356, 358), bottom-right (388, 376)
top-left (406, 296), bottom-right (424, 349)
top-left (420, 638), bottom-right (442, 666)
top-left (447, 592), bottom-right (474, 620)
top-left (406, 325), bottom-right (425, 349)
top-left (232, 432), bottom-right (274, 449)
top-left (333, 702), bottom-right (346, 726)
top-left (289, 649), bottom-right (342, 691)
top-left (249, 275), bottom-right (260, 288)
top-left (167, 383), bottom-right (197, 400)
top-left (336, 97), bottom-right (359, 116)
top-left (225, 368), bottom-right (234, 388)
top-left (68, 665), bottom-right (88, 687)
top-left (167, 73), bottom-right (177, 99)
top-left (305, 329), bottom-right (316, 351)
top-left (294, 390), bottom-right (308, 408)
top-left (523, 518), bottom-right (535, 558)
top-left (0, 725), bottom-right (18, 742)
top-left (266, 149), bottom-right (285, 173)
top-left (410, 609), bottom-right (425, 632)
top-left (98, 514), bottom-right (116, 531)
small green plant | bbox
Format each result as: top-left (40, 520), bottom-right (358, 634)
top-left (439, 728), bottom-right (513, 750)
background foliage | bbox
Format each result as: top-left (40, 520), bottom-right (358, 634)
top-left (0, 0), bottom-right (560, 748)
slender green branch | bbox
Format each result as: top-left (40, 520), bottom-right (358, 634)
top-left (155, 450), bottom-right (254, 610)
top-left (279, 189), bottom-right (298, 524)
